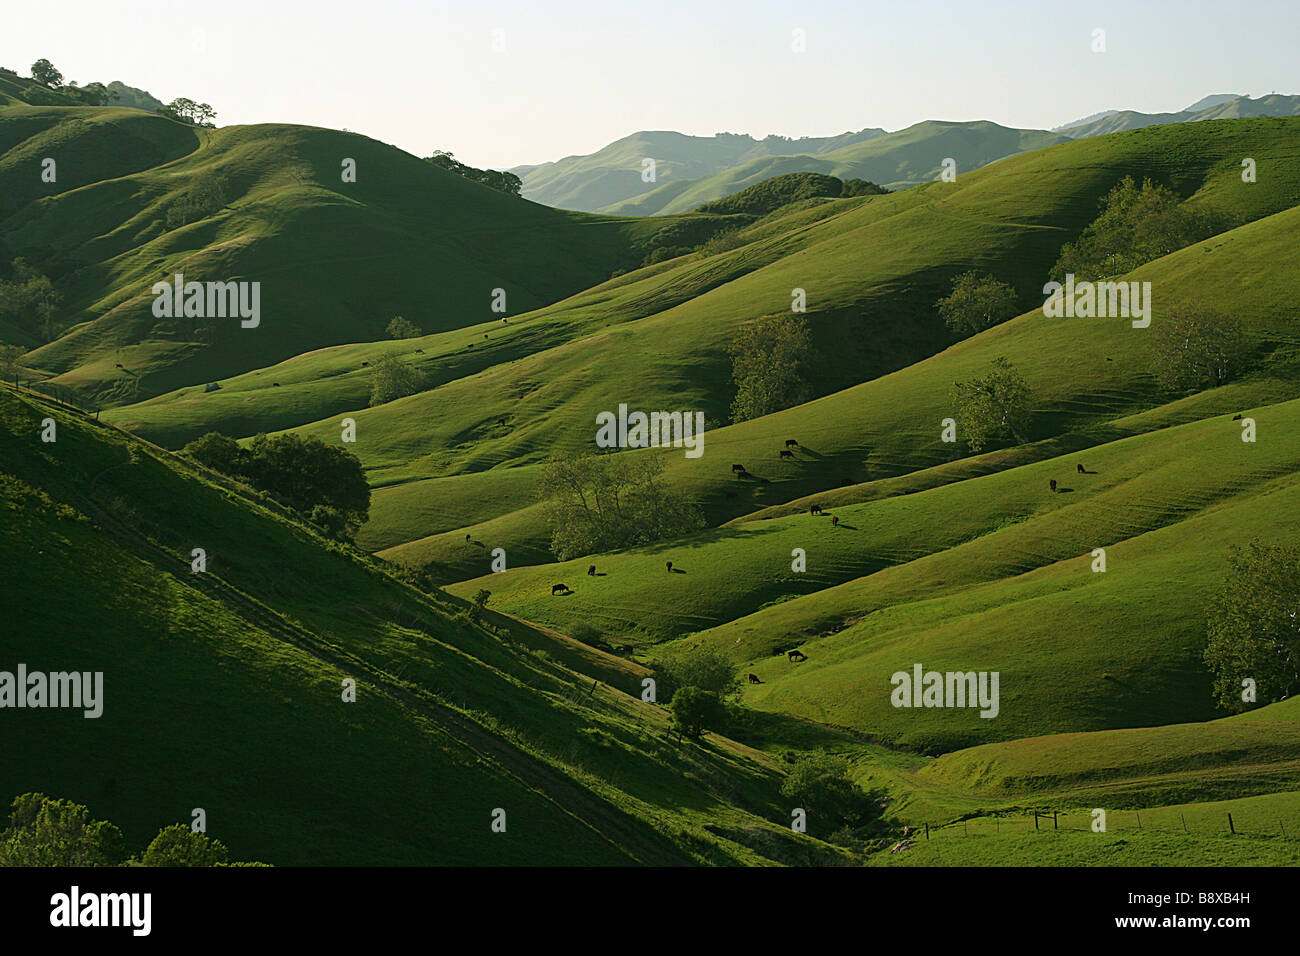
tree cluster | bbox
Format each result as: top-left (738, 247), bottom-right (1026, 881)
top-left (0, 792), bottom-right (262, 866)
top-left (424, 151), bottom-right (522, 196)
top-left (539, 452), bottom-right (704, 561)
top-left (182, 432), bottom-right (370, 539)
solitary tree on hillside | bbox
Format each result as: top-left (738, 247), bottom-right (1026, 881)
top-left (386, 316), bottom-right (422, 339)
top-left (654, 644), bottom-right (741, 702)
top-left (0, 344), bottom-right (25, 384)
top-left (779, 754), bottom-right (883, 838)
top-left (368, 352), bottom-right (427, 405)
top-left (729, 313), bottom-right (814, 423)
top-left (669, 686), bottom-right (728, 739)
top-left (936, 271), bottom-right (1018, 337)
top-left (1148, 306), bottom-right (1250, 391)
top-left (29, 59), bottom-right (62, 88)
top-left (1052, 176), bottom-right (1237, 281)
top-left (952, 356), bottom-right (1032, 450)
top-left (1204, 541), bottom-right (1300, 712)
top-left (539, 452), bottom-right (704, 560)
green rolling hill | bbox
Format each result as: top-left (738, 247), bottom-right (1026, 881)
top-left (0, 384), bottom-right (849, 866)
top-left (0, 105), bottom-right (675, 408)
top-left (600, 120), bottom-right (1070, 214)
top-left (102, 117), bottom-right (1294, 584)
top-left (8, 78), bottom-right (1300, 869)
top-left (511, 127), bottom-right (887, 212)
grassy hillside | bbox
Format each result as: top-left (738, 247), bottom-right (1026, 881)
top-left (1062, 93), bottom-right (1300, 139)
top-left (602, 120), bottom-right (1070, 214)
top-left (0, 384), bottom-right (851, 866)
top-left (513, 127), bottom-right (886, 212)
top-left (0, 109), bottom-right (670, 406)
top-left (223, 117), bottom-right (1300, 582)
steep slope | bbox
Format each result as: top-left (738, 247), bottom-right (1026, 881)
top-left (0, 107), bottom-right (667, 406)
top-left (0, 385), bottom-right (843, 866)
top-left (246, 117), bottom-right (1300, 579)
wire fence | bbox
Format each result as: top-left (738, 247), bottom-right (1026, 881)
top-left (908, 808), bottom-right (1297, 841)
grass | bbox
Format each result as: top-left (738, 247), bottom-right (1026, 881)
top-left (0, 385), bottom-right (851, 866)
top-left (9, 99), bottom-right (1300, 866)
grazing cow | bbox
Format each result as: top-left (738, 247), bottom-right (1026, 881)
top-left (114, 363), bottom-right (124, 369)
top-left (1232, 413), bottom-right (1243, 421)
top-left (748, 673), bottom-right (762, 684)
top-left (501, 318), bottom-right (508, 324)
top-left (831, 515), bottom-right (839, 527)
top-left (1077, 463), bottom-right (1085, 474)
top-left (587, 564), bottom-right (596, 576)
top-left (666, 561), bottom-right (674, 572)
top-left (484, 334), bottom-right (488, 339)
top-left (1049, 479), bottom-right (1057, 492)
top-left (551, 583), bottom-right (571, 595)
top-left (785, 439), bottom-right (799, 448)
top-left (465, 533), bottom-right (472, 542)
top-left (361, 361), bottom-right (370, 367)
top-left (810, 504), bottom-right (823, 515)
top-left (731, 463), bottom-right (747, 474)
top-left (272, 382), bottom-right (280, 387)
top-left (780, 450), bottom-right (795, 459)
top-left (788, 650), bottom-right (807, 662)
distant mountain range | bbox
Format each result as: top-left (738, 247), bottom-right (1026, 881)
top-left (516, 93), bottom-right (1300, 214)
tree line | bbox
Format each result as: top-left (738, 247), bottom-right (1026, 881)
top-left (0, 792), bottom-right (264, 866)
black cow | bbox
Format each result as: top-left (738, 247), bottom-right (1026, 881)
top-left (810, 504), bottom-right (823, 515)
top-left (551, 583), bottom-right (571, 595)
top-left (361, 361), bottom-right (370, 367)
top-left (748, 673), bottom-right (762, 684)
top-left (831, 515), bottom-right (839, 527)
top-left (788, 650), bottom-right (807, 662)
top-left (1232, 413), bottom-right (1244, 420)
top-left (272, 382), bottom-right (280, 387)
top-left (780, 450), bottom-right (795, 459)
top-left (466, 533), bottom-right (472, 542)
top-left (785, 439), bottom-right (799, 448)
top-left (587, 564), bottom-right (596, 576)
top-left (1077, 463), bottom-right (1085, 474)
top-left (1049, 479), bottom-right (1057, 492)
top-left (666, 561), bottom-right (674, 572)
top-left (732, 464), bottom-right (747, 474)
top-left (414, 348), bottom-right (424, 354)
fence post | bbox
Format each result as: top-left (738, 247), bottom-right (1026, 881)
top-left (925, 823), bottom-right (929, 840)
top-left (1136, 812), bottom-right (1142, 830)
top-left (1034, 812), bottom-right (1039, 831)
top-left (1181, 813), bottom-right (1187, 833)
top-left (1227, 813), bottom-right (1235, 834)
top-left (1053, 812), bottom-right (1058, 830)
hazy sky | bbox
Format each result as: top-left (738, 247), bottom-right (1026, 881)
top-left (7, 0), bottom-right (1298, 170)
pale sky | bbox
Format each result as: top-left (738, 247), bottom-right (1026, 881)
top-left (6, 0), bottom-right (1298, 170)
